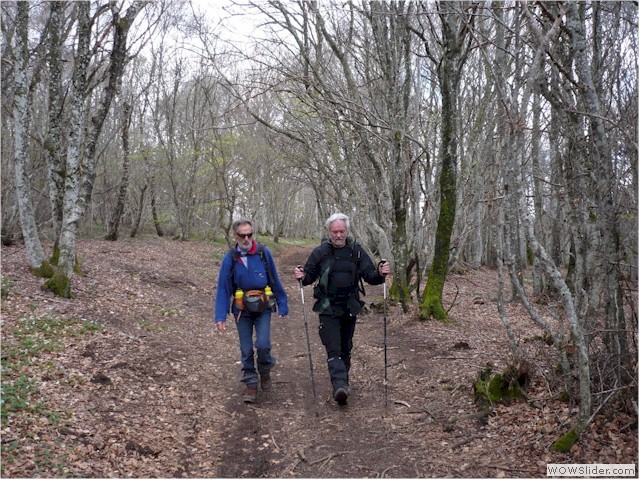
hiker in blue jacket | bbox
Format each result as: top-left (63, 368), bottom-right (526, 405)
top-left (214, 218), bottom-right (288, 403)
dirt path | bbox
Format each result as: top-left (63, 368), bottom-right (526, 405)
top-left (213, 245), bottom-right (513, 478)
top-left (1, 237), bottom-right (636, 478)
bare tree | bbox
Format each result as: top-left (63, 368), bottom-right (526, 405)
top-left (414, 1), bottom-right (474, 321)
top-left (105, 102), bottom-right (132, 241)
top-left (45, 1), bottom-right (149, 297)
top-left (10, 2), bottom-right (49, 273)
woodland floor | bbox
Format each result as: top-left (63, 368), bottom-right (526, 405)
top-left (1, 236), bottom-right (637, 478)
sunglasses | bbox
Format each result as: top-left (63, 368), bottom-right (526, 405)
top-left (237, 232), bottom-right (253, 239)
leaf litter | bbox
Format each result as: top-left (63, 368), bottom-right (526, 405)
top-left (1, 237), bottom-right (636, 477)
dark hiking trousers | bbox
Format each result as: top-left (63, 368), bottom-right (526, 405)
top-left (318, 312), bottom-right (357, 391)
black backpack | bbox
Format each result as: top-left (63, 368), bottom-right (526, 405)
top-left (315, 237), bottom-right (366, 297)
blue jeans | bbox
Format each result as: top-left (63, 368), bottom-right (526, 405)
top-left (236, 310), bottom-right (276, 386)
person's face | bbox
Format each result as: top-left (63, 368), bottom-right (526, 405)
top-left (328, 220), bottom-right (347, 248)
top-left (235, 224), bottom-right (253, 248)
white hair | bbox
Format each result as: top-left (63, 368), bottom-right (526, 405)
top-left (325, 213), bottom-right (350, 230)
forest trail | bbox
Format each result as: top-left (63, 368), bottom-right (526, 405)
top-left (1, 237), bottom-right (636, 478)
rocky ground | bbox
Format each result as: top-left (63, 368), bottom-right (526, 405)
top-left (1, 236), bottom-right (637, 478)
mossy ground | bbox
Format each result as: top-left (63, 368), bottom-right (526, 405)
top-left (474, 365), bottom-right (529, 406)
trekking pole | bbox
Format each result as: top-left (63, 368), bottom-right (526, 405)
top-left (380, 260), bottom-right (389, 408)
top-left (298, 266), bottom-right (317, 400)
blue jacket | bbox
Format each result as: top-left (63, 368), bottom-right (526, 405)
top-left (214, 242), bottom-right (289, 322)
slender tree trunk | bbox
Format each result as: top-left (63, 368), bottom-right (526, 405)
top-left (521, 2), bottom-right (593, 432)
top-left (494, 200), bottom-right (521, 357)
top-left (517, 173), bottom-right (592, 430)
top-left (531, 92), bottom-right (545, 296)
top-left (130, 184), bottom-right (147, 238)
top-left (148, 157), bottom-right (164, 237)
top-left (13, 1), bottom-right (47, 273)
top-left (1, 200), bottom-right (20, 246)
top-left (566, 2), bottom-right (627, 377)
top-left (105, 102), bottom-right (132, 241)
top-left (548, 109), bottom-right (564, 266)
top-left (420, 71), bottom-right (457, 321)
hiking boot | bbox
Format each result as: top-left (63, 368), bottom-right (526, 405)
top-left (333, 386), bottom-right (348, 406)
top-left (260, 373), bottom-right (272, 391)
top-left (243, 386), bottom-right (258, 403)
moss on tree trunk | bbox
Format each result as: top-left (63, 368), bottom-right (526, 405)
top-left (418, 16), bottom-right (461, 322)
top-left (420, 279), bottom-right (449, 322)
top-left (551, 429), bottom-right (579, 453)
top-left (43, 271), bottom-right (72, 299)
top-left (31, 260), bottom-right (54, 279)
top-left (389, 279), bottom-right (410, 304)
top-left (42, 247), bottom-right (80, 298)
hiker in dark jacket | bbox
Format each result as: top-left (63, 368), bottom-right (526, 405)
top-left (215, 218), bottom-right (289, 403)
top-left (294, 213), bottom-right (390, 405)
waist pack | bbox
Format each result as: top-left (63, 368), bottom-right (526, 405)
top-left (241, 290), bottom-right (273, 313)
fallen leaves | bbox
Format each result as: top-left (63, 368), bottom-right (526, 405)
top-left (1, 238), bottom-right (637, 478)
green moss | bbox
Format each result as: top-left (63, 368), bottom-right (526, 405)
top-left (558, 391), bottom-right (571, 402)
top-left (42, 272), bottom-right (72, 299)
top-left (419, 288), bottom-right (450, 322)
top-left (552, 429), bottom-right (579, 452)
top-left (420, 265), bottom-right (449, 321)
top-left (49, 249), bottom-right (82, 275)
top-left (389, 280), bottom-right (409, 305)
top-left (49, 247), bottom-right (60, 265)
top-left (2, 276), bottom-right (17, 301)
top-left (421, 125), bottom-right (456, 323)
top-left (526, 243), bottom-right (534, 266)
top-left (139, 321), bottom-right (169, 333)
top-left (486, 373), bottom-right (506, 402)
top-left (474, 365), bottom-right (527, 405)
top-left (31, 260), bottom-right (55, 279)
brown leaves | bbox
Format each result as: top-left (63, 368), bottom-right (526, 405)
top-left (1, 239), bottom-right (637, 477)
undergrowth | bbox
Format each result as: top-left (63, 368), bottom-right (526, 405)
top-left (1, 316), bottom-right (102, 452)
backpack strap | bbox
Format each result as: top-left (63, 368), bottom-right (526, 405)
top-left (229, 244), bottom-right (273, 293)
top-left (316, 238), bottom-right (366, 297)
top-left (351, 241), bottom-right (366, 296)
top-left (229, 248), bottom-right (239, 293)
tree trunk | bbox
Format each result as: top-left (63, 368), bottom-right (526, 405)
top-left (149, 169), bottom-right (164, 238)
top-left (420, 1), bottom-right (469, 321)
top-left (44, 1), bottom-right (91, 297)
top-left (566, 2), bottom-right (628, 378)
top-left (130, 184), bottom-right (147, 238)
top-left (105, 102), bottom-right (132, 241)
top-left (46, 1), bottom-right (146, 297)
top-left (521, 2), bottom-right (593, 431)
top-left (531, 99), bottom-right (545, 296)
top-left (13, 1), bottom-right (47, 273)
top-left (45, 0), bottom-right (66, 252)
